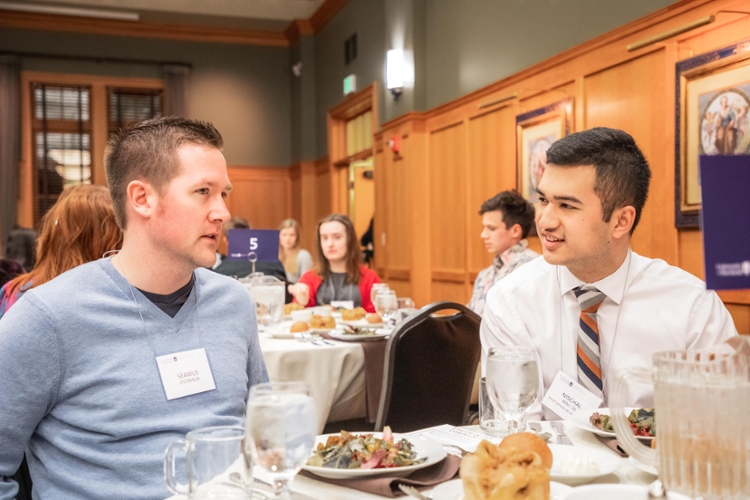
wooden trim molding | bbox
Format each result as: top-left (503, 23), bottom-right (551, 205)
top-left (718, 290), bottom-right (750, 305)
top-left (385, 268), bottom-right (411, 281)
top-left (431, 270), bottom-right (467, 283)
top-left (285, 19), bottom-right (314, 45)
top-left (0, 11), bottom-right (289, 46)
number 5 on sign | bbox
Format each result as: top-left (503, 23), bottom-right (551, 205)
top-left (226, 229), bottom-right (280, 262)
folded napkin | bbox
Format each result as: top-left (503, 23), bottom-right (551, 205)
top-left (299, 454), bottom-right (461, 497)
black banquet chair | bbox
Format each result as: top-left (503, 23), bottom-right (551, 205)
top-left (374, 301), bottom-right (482, 433)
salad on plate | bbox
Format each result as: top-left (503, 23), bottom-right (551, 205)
top-left (306, 427), bottom-right (426, 469)
top-left (590, 408), bottom-right (655, 437)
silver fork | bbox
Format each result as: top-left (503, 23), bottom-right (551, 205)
top-left (550, 421), bottom-right (572, 445)
top-left (444, 444), bottom-right (471, 456)
top-left (398, 484), bottom-right (432, 499)
top-left (294, 333), bottom-right (320, 346)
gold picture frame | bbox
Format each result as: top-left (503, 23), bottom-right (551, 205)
top-left (676, 40), bottom-right (750, 227)
top-left (516, 99), bottom-right (573, 204)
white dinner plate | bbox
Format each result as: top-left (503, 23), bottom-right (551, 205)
top-left (339, 319), bottom-right (385, 328)
top-left (430, 479), bottom-right (572, 500)
top-left (548, 443), bottom-right (621, 485)
top-left (309, 327), bottom-right (335, 334)
top-left (569, 407), bottom-right (655, 442)
top-left (302, 433), bottom-right (446, 479)
top-left (268, 323), bottom-right (296, 339)
top-left (328, 329), bottom-right (389, 342)
top-left (562, 484), bottom-right (690, 500)
top-left (628, 456), bottom-right (658, 476)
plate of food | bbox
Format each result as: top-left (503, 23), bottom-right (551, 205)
top-left (303, 427), bottom-right (446, 479)
top-left (340, 312), bottom-right (385, 329)
top-left (339, 307), bottom-right (368, 322)
top-left (430, 479), bottom-right (572, 500)
top-left (308, 314), bottom-right (336, 333)
top-left (548, 443), bottom-right (622, 485)
top-left (569, 408), bottom-right (655, 442)
top-left (283, 302), bottom-right (305, 320)
top-left (269, 321), bottom-right (307, 339)
top-left (328, 325), bottom-right (389, 342)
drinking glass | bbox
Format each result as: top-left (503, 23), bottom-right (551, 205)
top-left (246, 382), bottom-right (316, 499)
top-left (396, 297), bottom-right (417, 323)
top-left (374, 290), bottom-right (398, 326)
top-left (164, 425), bottom-right (252, 499)
top-left (485, 346), bottom-right (539, 434)
top-left (370, 283), bottom-right (390, 307)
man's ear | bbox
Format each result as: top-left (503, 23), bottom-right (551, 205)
top-left (510, 223), bottom-right (523, 240)
top-left (126, 180), bottom-right (155, 221)
top-left (611, 205), bottom-right (636, 239)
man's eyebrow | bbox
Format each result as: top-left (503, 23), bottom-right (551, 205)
top-left (535, 188), bottom-right (581, 204)
top-left (196, 180), bottom-right (233, 191)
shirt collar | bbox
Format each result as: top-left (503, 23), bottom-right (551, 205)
top-left (558, 249), bottom-right (632, 305)
top-left (495, 239), bottom-right (529, 269)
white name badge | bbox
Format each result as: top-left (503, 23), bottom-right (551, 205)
top-left (541, 370), bottom-right (602, 420)
top-left (155, 348), bottom-right (216, 401)
top-left (330, 300), bottom-right (354, 309)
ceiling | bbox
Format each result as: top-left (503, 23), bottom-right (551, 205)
top-left (0, 0), bottom-right (327, 30)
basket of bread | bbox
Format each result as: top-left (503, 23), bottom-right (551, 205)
top-left (460, 433), bottom-right (552, 500)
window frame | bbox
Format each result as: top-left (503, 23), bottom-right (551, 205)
top-left (19, 71), bottom-right (164, 228)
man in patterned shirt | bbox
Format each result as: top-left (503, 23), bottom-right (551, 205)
top-left (468, 190), bottom-right (539, 315)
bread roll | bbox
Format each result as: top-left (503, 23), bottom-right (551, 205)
top-left (499, 433), bottom-right (553, 470)
top-left (366, 313), bottom-right (382, 324)
top-left (290, 321), bottom-right (309, 333)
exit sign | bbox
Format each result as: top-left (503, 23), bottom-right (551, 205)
top-left (343, 74), bottom-right (356, 95)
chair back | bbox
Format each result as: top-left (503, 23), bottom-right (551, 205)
top-left (374, 302), bottom-right (481, 432)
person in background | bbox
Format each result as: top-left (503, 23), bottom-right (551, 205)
top-left (278, 218), bottom-right (313, 283)
top-left (4, 227), bottom-right (37, 271)
top-left (0, 185), bottom-right (123, 319)
top-left (481, 127), bottom-right (737, 421)
top-left (289, 213), bottom-right (381, 312)
top-left (467, 190), bottom-right (539, 315)
top-left (0, 117), bottom-right (268, 500)
top-left (360, 217), bottom-right (374, 265)
top-left (0, 260), bottom-right (24, 290)
top-left (213, 216), bottom-right (290, 301)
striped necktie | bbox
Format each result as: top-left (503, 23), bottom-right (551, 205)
top-left (573, 286), bottom-right (606, 398)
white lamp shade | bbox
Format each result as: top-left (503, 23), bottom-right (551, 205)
top-left (386, 49), bottom-right (405, 90)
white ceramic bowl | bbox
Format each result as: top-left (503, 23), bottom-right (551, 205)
top-left (290, 309), bottom-right (313, 322)
top-left (313, 306), bottom-right (333, 317)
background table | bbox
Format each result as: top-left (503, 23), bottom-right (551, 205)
top-left (259, 335), bottom-right (367, 433)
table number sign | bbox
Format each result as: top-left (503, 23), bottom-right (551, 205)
top-left (699, 155), bottom-right (750, 290)
top-left (226, 229), bottom-right (280, 262)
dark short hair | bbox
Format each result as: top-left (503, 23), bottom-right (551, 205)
top-left (105, 117), bottom-right (223, 230)
top-left (545, 127), bottom-right (651, 234)
top-left (479, 190), bottom-right (536, 239)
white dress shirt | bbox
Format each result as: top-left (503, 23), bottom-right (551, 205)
top-left (481, 249), bottom-right (738, 420)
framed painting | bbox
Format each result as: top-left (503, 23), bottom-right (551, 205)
top-left (676, 39), bottom-right (750, 227)
top-left (516, 99), bottom-right (573, 205)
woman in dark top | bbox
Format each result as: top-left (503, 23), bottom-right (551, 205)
top-left (289, 214), bottom-right (381, 312)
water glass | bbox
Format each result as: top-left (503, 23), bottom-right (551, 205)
top-left (246, 382), bottom-right (317, 499)
top-left (370, 283), bottom-right (390, 307)
top-left (374, 290), bottom-right (398, 326)
top-left (478, 377), bottom-right (527, 437)
top-left (485, 346), bottom-right (539, 434)
top-left (396, 297), bottom-right (417, 323)
top-left (164, 425), bottom-right (252, 499)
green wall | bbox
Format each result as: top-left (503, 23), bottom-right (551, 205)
top-left (0, 28), bottom-right (292, 166)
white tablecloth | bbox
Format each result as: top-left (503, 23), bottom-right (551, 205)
top-left (259, 334), bottom-right (367, 433)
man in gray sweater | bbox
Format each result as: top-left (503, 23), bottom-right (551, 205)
top-left (0, 117), bottom-right (268, 500)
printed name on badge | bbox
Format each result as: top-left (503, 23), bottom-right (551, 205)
top-left (541, 370), bottom-right (602, 419)
top-left (156, 348), bottom-right (216, 400)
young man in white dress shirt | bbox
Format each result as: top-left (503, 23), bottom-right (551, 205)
top-left (480, 127), bottom-right (737, 421)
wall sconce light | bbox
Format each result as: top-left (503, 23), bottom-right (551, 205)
top-left (386, 49), bottom-right (405, 100)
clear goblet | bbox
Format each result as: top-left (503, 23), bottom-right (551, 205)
top-left (374, 290), bottom-right (398, 326)
top-left (246, 382), bottom-right (316, 499)
top-left (370, 283), bottom-right (390, 308)
top-left (485, 346), bottom-right (539, 434)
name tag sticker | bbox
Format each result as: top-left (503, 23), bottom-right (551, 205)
top-left (330, 300), bottom-right (354, 309)
top-left (156, 348), bottom-right (216, 401)
top-left (541, 370), bottom-right (602, 420)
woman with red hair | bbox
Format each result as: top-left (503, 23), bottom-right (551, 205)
top-left (0, 185), bottom-right (123, 319)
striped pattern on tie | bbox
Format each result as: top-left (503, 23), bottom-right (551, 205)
top-left (573, 286), bottom-right (606, 398)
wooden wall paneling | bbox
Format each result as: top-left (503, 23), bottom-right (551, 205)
top-left (405, 115), bottom-right (431, 307)
top-left (385, 129), bottom-right (412, 272)
top-left (226, 166), bottom-right (291, 230)
top-left (290, 161), bottom-right (318, 253)
top-left (517, 82), bottom-right (576, 116)
top-left (314, 157), bottom-right (332, 224)
top-left (725, 304), bottom-right (750, 334)
top-left (387, 279), bottom-right (411, 299)
top-left (431, 281), bottom-right (470, 306)
top-left (373, 134), bottom-right (387, 277)
top-left (583, 49), bottom-right (678, 265)
top-left (466, 105), bottom-right (515, 276)
top-left (429, 122), bottom-right (468, 301)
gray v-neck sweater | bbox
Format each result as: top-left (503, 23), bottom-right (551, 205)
top-left (0, 258), bottom-right (268, 500)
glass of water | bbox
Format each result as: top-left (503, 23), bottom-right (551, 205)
top-left (246, 382), bottom-right (317, 499)
top-left (374, 290), bottom-right (398, 326)
top-left (485, 346), bottom-right (539, 434)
